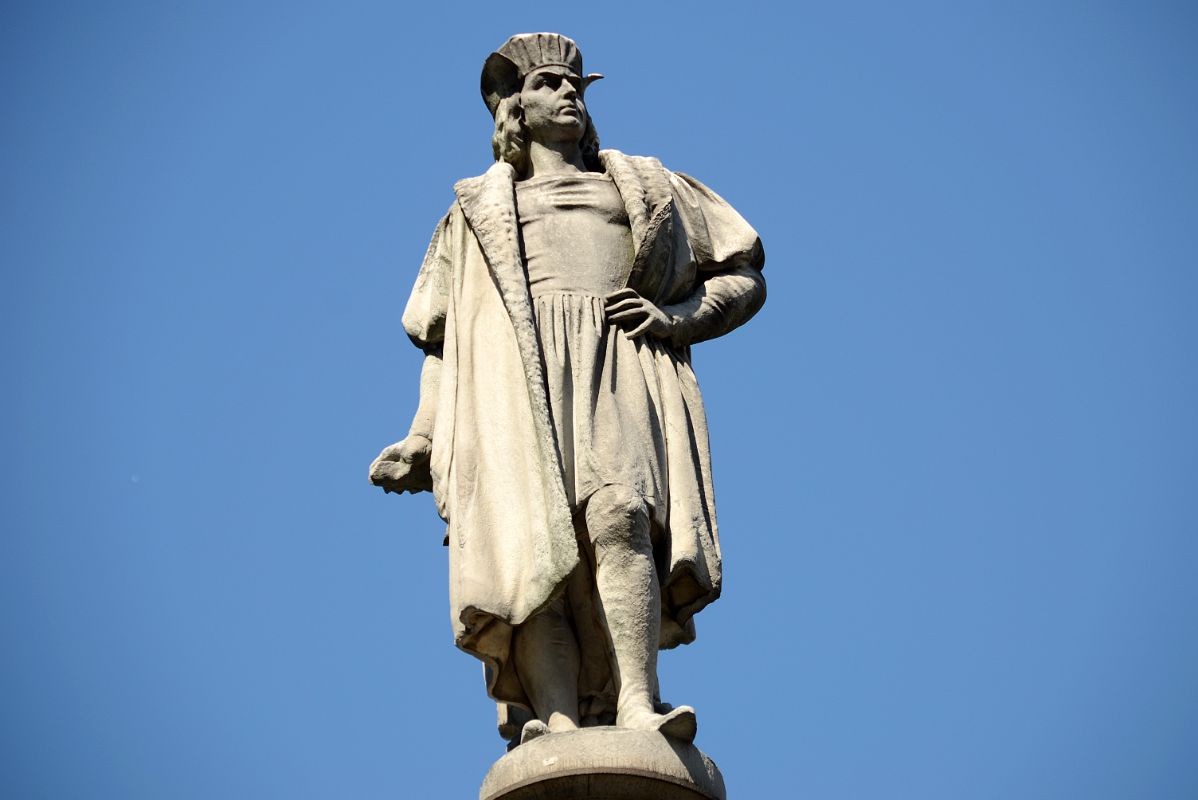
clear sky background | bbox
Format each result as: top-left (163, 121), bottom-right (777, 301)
top-left (3, 2), bottom-right (1196, 798)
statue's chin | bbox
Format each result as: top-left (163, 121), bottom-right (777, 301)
top-left (528, 117), bottom-right (585, 144)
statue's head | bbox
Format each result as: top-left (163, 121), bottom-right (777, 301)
top-left (481, 33), bottom-right (603, 174)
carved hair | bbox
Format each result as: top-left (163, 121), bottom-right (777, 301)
top-left (491, 95), bottom-right (602, 175)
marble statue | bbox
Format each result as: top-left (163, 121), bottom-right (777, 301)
top-left (369, 33), bottom-right (765, 761)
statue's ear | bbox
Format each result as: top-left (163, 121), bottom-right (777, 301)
top-left (481, 53), bottom-right (522, 115)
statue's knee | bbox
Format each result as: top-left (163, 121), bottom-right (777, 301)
top-left (586, 484), bottom-right (649, 550)
top-left (588, 484), bottom-right (646, 523)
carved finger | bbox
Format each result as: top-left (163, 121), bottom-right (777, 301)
top-left (372, 461), bottom-right (409, 484)
top-left (605, 288), bottom-right (640, 302)
top-left (377, 444), bottom-right (404, 462)
top-left (626, 318), bottom-right (654, 338)
top-left (399, 442), bottom-right (431, 463)
top-left (608, 309), bottom-right (649, 323)
top-left (605, 298), bottom-right (646, 314)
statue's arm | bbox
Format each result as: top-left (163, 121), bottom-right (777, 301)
top-left (368, 347), bottom-right (440, 495)
top-left (605, 261), bottom-right (765, 345)
top-left (370, 208), bottom-right (455, 495)
top-left (664, 170), bottom-right (766, 345)
top-left (407, 346), bottom-right (442, 441)
top-left (662, 264), bottom-right (766, 346)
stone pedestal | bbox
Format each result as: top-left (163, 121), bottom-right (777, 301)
top-left (479, 727), bottom-right (725, 800)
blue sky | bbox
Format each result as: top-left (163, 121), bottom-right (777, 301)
top-left (3, 2), bottom-right (1196, 797)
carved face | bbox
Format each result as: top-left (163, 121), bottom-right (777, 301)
top-left (518, 66), bottom-right (587, 144)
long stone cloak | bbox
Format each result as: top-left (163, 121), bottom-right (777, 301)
top-left (400, 150), bottom-right (764, 707)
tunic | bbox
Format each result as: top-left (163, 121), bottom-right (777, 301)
top-left (516, 173), bottom-right (665, 519)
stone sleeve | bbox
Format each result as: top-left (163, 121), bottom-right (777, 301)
top-left (663, 265), bottom-right (766, 346)
top-left (401, 207), bottom-right (455, 350)
top-left (665, 173), bottom-right (766, 345)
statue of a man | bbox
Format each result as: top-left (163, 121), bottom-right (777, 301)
top-left (370, 33), bottom-right (765, 748)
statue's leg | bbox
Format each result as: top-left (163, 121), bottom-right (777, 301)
top-left (512, 594), bottom-right (580, 733)
top-left (585, 484), bottom-right (695, 741)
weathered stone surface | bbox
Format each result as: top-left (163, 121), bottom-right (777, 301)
top-left (368, 32), bottom-right (764, 790)
top-left (480, 727), bottom-right (725, 800)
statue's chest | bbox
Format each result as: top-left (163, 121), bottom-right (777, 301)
top-left (516, 174), bottom-right (634, 297)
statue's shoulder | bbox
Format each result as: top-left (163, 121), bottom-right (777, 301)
top-left (450, 162), bottom-right (518, 229)
top-left (452, 162), bottom-right (517, 205)
top-left (599, 149), bottom-right (670, 178)
top-left (599, 150), bottom-right (674, 214)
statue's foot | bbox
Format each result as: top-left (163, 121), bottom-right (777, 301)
top-left (656, 705), bottom-right (698, 742)
top-left (547, 714), bottom-right (579, 735)
top-left (519, 719), bottom-right (550, 745)
top-left (617, 705), bottom-right (697, 743)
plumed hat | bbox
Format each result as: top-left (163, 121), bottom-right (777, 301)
top-left (480, 33), bottom-right (603, 116)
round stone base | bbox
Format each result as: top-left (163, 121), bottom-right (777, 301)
top-left (479, 726), bottom-right (725, 800)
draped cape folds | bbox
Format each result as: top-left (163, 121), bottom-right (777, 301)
top-left (401, 150), bottom-right (764, 709)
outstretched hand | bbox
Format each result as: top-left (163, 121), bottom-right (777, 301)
top-left (369, 434), bottom-right (433, 494)
top-left (605, 288), bottom-right (673, 340)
